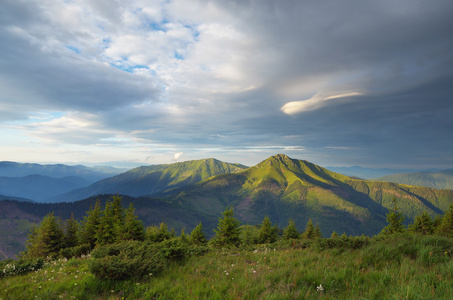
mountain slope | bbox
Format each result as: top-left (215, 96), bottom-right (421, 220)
top-left (0, 195), bottom-right (219, 259)
top-left (48, 158), bottom-right (248, 202)
top-left (166, 154), bottom-right (453, 236)
top-left (373, 169), bottom-right (453, 190)
top-left (0, 175), bottom-right (91, 202)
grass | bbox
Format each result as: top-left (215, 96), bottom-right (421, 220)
top-left (1, 235), bottom-right (453, 299)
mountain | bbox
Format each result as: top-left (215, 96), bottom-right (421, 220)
top-left (0, 195), bottom-right (218, 259)
top-left (0, 194), bottom-right (34, 202)
top-left (164, 154), bottom-right (453, 236)
top-left (0, 161), bottom-right (128, 183)
top-left (325, 166), bottom-right (441, 179)
top-left (0, 175), bottom-right (91, 202)
top-left (1, 154), bottom-right (452, 258)
top-left (373, 169), bottom-right (453, 190)
top-left (47, 158), bottom-right (248, 202)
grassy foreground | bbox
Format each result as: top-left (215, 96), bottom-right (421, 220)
top-left (1, 235), bottom-right (453, 299)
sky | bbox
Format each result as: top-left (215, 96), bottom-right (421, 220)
top-left (1, 0), bottom-right (452, 169)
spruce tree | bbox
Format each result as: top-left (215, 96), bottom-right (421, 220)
top-left (303, 218), bottom-right (315, 239)
top-left (314, 223), bottom-right (322, 239)
top-left (79, 199), bottom-right (101, 248)
top-left (120, 203), bottom-right (145, 241)
top-left (257, 216), bottom-right (278, 244)
top-left (96, 197), bottom-right (125, 245)
top-left (147, 222), bottom-right (173, 243)
top-left (409, 211), bottom-right (434, 235)
top-left (24, 212), bottom-right (65, 258)
top-left (437, 203), bottom-right (453, 237)
top-left (283, 219), bottom-right (300, 240)
top-left (380, 197), bottom-right (405, 235)
top-left (211, 207), bottom-right (241, 247)
top-left (64, 213), bottom-right (79, 248)
top-left (189, 222), bottom-right (207, 246)
top-left (242, 224), bottom-right (258, 245)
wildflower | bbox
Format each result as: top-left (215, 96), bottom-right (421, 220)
top-left (253, 270), bottom-right (256, 273)
top-left (317, 284), bottom-right (324, 292)
top-left (226, 273), bottom-right (229, 276)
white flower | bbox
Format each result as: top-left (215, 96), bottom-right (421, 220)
top-left (317, 284), bottom-right (324, 292)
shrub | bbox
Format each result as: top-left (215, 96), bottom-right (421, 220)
top-left (159, 238), bottom-right (190, 262)
top-left (0, 258), bottom-right (44, 278)
top-left (59, 243), bottom-right (91, 259)
top-left (90, 240), bottom-right (164, 280)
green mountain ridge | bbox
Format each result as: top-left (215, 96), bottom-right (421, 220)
top-left (165, 154), bottom-right (453, 237)
top-left (373, 169), bottom-right (453, 190)
top-left (47, 158), bottom-right (248, 202)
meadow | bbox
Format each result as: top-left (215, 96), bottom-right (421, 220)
top-left (1, 234), bottom-right (452, 300)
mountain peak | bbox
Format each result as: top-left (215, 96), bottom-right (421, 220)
top-left (258, 154), bottom-right (297, 168)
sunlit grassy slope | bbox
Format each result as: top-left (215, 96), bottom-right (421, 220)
top-left (374, 169), bottom-right (453, 190)
top-left (49, 158), bottom-right (248, 202)
top-left (167, 154), bottom-right (453, 236)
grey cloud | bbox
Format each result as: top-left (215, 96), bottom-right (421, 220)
top-left (1, 0), bottom-right (452, 168)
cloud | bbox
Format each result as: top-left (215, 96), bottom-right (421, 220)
top-left (173, 152), bottom-right (183, 161)
top-left (281, 92), bottom-right (363, 115)
top-left (0, 0), bottom-right (452, 168)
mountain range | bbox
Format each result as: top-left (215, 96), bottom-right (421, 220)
top-left (373, 169), bottom-right (453, 190)
top-left (46, 158), bottom-right (247, 202)
top-left (1, 154), bottom-right (452, 259)
top-left (0, 162), bottom-right (129, 202)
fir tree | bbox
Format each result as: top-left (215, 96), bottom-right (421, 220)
top-left (64, 213), bottom-right (79, 248)
top-left (380, 197), bottom-right (405, 235)
top-left (96, 196), bottom-right (125, 245)
top-left (180, 228), bottom-right (188, 243)
top-left (303, 218), bottom-right (315, 239)
top-left (437, 203), bottom-right (453, 237)
top-left (24, 212), bottom-right (65, 258)
top-left (409, 211), bottom-right (434, 235)
top-left (282, 219), bottom-right (300, 240)
top-left (147, 222), bottom-right (173, 243)
top-left (257, 216), bottom-right (278, 244)
top-left (242, 224), bottom-right (258, 245)
top-left (211, 207), bottom-right (241, 247)
top-left (120, 203), bottom-right (145, 241)
top-left (189, 222), bottom-right (207, 246)
top-left (330, 231), bottom-right (339, 239)
top-left (314, 223), bottom-right (322, 239)
top-left (433, 215), bottom-right (443, 231)
top-left (79, 199), bottom-right (101, 248)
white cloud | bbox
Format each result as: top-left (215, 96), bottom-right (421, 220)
top-left (281, 92), bottom-right (363, 115)
top-left (173, 152), bottom-right (183, 160)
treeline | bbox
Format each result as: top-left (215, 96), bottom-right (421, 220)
top-left (5, 196), bottom-right (453, 280)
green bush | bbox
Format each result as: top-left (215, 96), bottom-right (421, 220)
top-left (315, 234), bottom-right (370, 251)
top-left (59, 243), bottom-right (91, 259)
top-left (90, 240), bottom-right (164, 280)
top-left (0, 258), bottom-right (44, 277)
top-left (159, 238), bottom-right (190, 262)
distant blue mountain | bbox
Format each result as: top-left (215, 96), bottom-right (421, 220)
top-left (0, 161), bottom-right (128, 183)
top-left (0, 162), bottom-right (130, 202)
